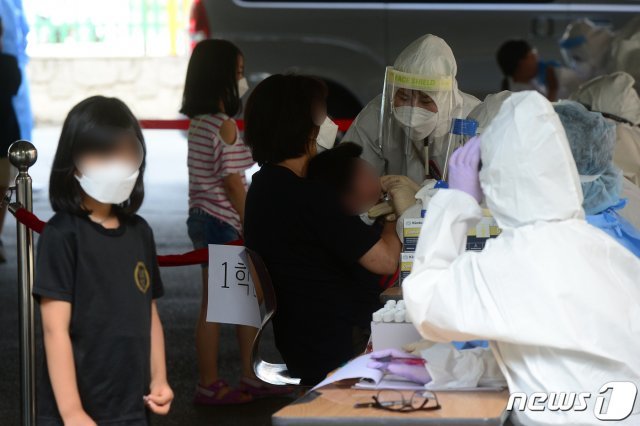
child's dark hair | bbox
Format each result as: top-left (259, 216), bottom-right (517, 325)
top-left (244, 74), bottom-right (328, 165)
top-left (49, 96), bottom-right (146, 217)
top-left (180, 39), bottom-right (243, 118)
top-left (496, 39), bottom-right (532, 90)
top-left (307, 142), bottom-right (363, 196)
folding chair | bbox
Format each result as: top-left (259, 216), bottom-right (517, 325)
top-left (246, 249), bottom-right (304, 387)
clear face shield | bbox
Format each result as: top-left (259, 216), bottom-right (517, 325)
top-left (378, 67), bottom-right (454, 180)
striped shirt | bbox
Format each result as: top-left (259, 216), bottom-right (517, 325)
top-left (187, 113), bottom-right (255, 232)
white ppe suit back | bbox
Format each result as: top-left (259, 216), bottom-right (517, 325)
top-left (403, 91), bottom-right (640, 425)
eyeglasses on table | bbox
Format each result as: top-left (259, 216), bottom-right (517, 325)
top-left (354, 390), bottom-right (441, 413)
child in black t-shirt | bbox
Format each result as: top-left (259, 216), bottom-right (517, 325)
top-left (307, 142), bottom-right (391, 352)
top-left (307, 142), bottom-right (383, 221)
top-left (33, 96), bottom-right (173, 425)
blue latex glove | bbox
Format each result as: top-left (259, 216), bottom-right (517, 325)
top-left (368, 349), bottom-right (431, 385)
top-left (537, 60), bottom-right (561, 85)
top-left (448, 136), bottom-right (483, 203)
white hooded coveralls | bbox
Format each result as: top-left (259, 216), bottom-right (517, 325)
top-left (344, 34), bottom-right (480, 183)
top-left (403, 91), bottom-right (640, 426)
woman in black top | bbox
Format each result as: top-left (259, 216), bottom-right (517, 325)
top-left (243, 75), bottom-right (402, 385)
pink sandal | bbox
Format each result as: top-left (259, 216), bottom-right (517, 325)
top-left (238, 377), bottom-right (295, 398)
top-left (193, 379), bottom-right (253, 405)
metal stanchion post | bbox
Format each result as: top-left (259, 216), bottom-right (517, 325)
top-left (8, 140), bottom-right (38, 426)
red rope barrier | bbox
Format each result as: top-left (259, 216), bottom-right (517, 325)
top-left (14, 208), bottom-right (46, 234)
top-left (157, 239), bottom-right (244, 267)
top-left (334, 119), bottom-right (355, 133)
top-left (12, 209), bottom-right (398, 286)
top-left (139, 118), bottom-right (355, 133)
top-left (12, 116), bottom-right (357, 266)
top-left (138, 119), bottom-right (191, 131)
top-left (11, 208), bottom-right (243, 267)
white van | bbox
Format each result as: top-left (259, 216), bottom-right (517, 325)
top-left (192, 1), bottom-right (639, 117)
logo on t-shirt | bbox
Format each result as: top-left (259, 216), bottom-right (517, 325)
top-left (134, 261), bottom-right (150, 294)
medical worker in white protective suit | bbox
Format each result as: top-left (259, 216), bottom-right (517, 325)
top-left (402, 91), bottom-right (640, 425)
top-left (373, 91), bottom-right (512, 232)
top-left (559, 19), bottom-right (613, 84)
top-left (559, 17), bottom-right (640, 95)
top-left (554, 101), bottom-right (640, 256)
top-left (344, 34), bottom-right (480, 184)
top-left (609, 16), bottom-right (640, 92)
top-left (570, 72), bottom-right (640, 185)
top-left (569, 72), bottom-right (640, 230)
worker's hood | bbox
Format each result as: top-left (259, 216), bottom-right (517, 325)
top-left (570, 72), bottom-right (640, 125)
top-left (467, 90), bottom-right (512, 134)
top-left (393, 34), bottom-right (465, 136)
top-left (394, 34), bottom-right (458, 79)
top-left (560, 18), bottom-right (613, 70)
top-left (479, 91), bottom-right (585, 229)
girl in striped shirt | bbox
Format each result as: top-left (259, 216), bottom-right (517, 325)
top-left (181, 40), bottom-right (282, 405)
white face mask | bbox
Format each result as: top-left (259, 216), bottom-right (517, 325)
top-left (393, 106), bottom-right (438, 141)
top-left (75, 161), bottom-right (140, 204)
top-left (238, 77), bottom-right (249, 98)
top-left (316, 116), bottom-right (339, 150)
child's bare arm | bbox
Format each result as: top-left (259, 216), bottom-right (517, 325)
top-left (40, 298), bottom-right (96, 425)
top-left (145, 301), bottom-right (173, 415)
top-left (223, 173), bottom-right (247, 226)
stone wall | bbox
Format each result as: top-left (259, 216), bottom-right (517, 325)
top-left (28, 56), bottom-right (189, 125)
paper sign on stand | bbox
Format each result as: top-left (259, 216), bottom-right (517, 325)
top-left (206, 245), bottom-right (261, 328)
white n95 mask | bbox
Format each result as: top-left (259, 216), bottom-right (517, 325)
top-left (75, 161), bottom-right (140, 204)
top-left (316, 116), bottom-right (339, 150)
top-left (393, 106), bottom-right (438, 141)
top-left (238, 77), bottom-right (249, 98)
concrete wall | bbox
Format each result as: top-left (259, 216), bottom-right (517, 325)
top-left (28, 56), bottom-right (189, 125)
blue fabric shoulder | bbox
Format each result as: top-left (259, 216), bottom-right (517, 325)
top-left (587, 200), bottom-right (640, 257)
